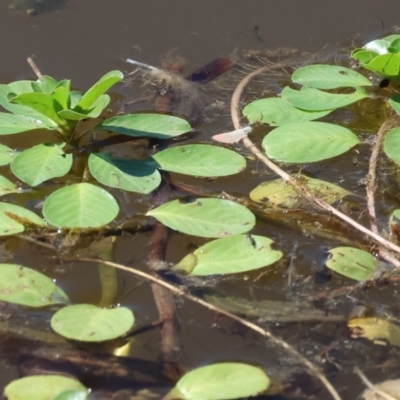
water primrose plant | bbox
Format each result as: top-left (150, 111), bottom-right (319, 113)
top-left (3, 33), bottom-right (400, 399)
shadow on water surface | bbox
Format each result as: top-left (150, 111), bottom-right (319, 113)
top-left (1, 1), bottom-right (400, 399)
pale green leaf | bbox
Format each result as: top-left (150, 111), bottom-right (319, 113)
top-left (166, 363), bottom-right (269, 400)
top-left (292, 64), bottom-right (372, 89)
top-left (174, 234), bottom-right (282, 275)
top-left (0, 263), bottom-right (69, 307)
top-left (0, 143), bottom-right (15, 165)
top-left (384, 127), bottom-right (400, 165)
top-left (242, 97), bottom-right (330, 126)
top-left (88, 153), bottom-right (161, 194)
top-left (152, 144), bottom-right (246, 177)
top-left (11, 143), bottom-right (73, 186)
top-left (5, 376), bottom-right (87, 400)
top-left (262, 121), bottom-right (361, 163)
top-left (0, 112), bottom-right (49, 135)
top-left (326, 247), bottom-right (378, 281)
top-left (147, 198), bottom-right (255, 238)
top-left (0, 175), bottom-right (17, 196)
top-left (281, 86), bottom-right (369, 111)
top-left (51, 304), bottom-right (134, 342)
top-left (42, 183), bottom-right (119, 228)
top-left (97, 113), bottom-right (191, 139)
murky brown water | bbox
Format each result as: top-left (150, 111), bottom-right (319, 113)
top-left (2, 1), bottom-right (400, 399)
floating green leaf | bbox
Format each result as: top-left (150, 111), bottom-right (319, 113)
top-left (242, 98), bottom-right (330, 126)
top-left (351, 49), bottom-right (378, 64)
top-left (281, 86), bottom-right (368, 111)
top-left (0, 112), bottom-right (48, 135)
top-left (147, 198), bottom-right (255, 238)
top-left (5, 375), bottom-right (88, 400)
top-left (152, 144), bottom-right (246, 177)
top-left (250, 177), bottom-right (352, 208)
top-left (262, 121), bottom-right (361, 163)
top-left (75, 70), bottom-right (123, 112)
top-left (174, 234), bottom-right (282, 276)
top-left (292, 64), bottom-right (372, 89)
top-left (88, 153), bottom-right (161, 194)
top-left (367, 53), bottom-right (400, 77)
top-left (53, 390), bottom-right (89, 400)
top-left (11, 143), bottom-right (73, 186)
top-left (98, 113), bottom-right (191, 139)
top-left (0, 263), bottom-right (69, 307)
top-left (326, 247), bottom-right (378, 281)
top-left (0, 202), bottom-right (45, 236)
top-left (0, 175), bottom-right (17, 196)
top-left (166, 363), bottom-right (269, 400)
top-left (51, 304), bottom-right (134, 342)
top-left (31, 75), bottom-right (58, 93)
top-left (384, 127), bottom-right (400, 165)
top-left (42, 183), bottom-right (119, 228)
top-left (0, 143), bottom-right (15, 165)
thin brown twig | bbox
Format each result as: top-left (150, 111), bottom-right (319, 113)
top-left (365, 117), bottom-right (400, 268)
top-left (354, 367), bottom-right (398, 400)
top-left (78, 257), bottom-right (342, 400)
top-left (230, 64), bottom-right (400, 255)
top-left (27, 57), bottom-right (42, 78)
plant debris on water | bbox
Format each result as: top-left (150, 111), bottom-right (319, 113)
top-left (3, 33), bottom-right (400, 400)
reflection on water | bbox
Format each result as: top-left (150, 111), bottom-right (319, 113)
top-left (7, 0), bottom-right (69, 16)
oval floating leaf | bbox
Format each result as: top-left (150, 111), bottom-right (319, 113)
top-left (0, 263), bottom-right (69, 307)
top-left (0, 143), bottom-right (15, 165)
top-left (51, 304), bottom-right (134, 342)
top-left (384, 127), bottom-right (400, 165)
top-left (11, 143), bottom-right (73, 186)
top-left (152, 144), bottom-right (246, 177)
top-left (89, 153), bottom-right (161, 194)
top-left (326, 247), bottom-right (378, 281)
top-left (166, 363), bottom-right (269, 400)
top-left (292, 64), bottom-right (372, 89)
top-left (250, 177), bottom-right (352, 208)
top-left (0, 202), bottom-right (45, 236)
top-left (0, 175), bottom-right (17, 196)
top-left (43, 183), bottom-right (119, 228)
top-left (262, 121), bottom-right (361, 163)
top-left (174, 234), bottom-right (282, 276)
top-left (5, 375), bottom-right (88, 400)
top-left (0, 112), bottom-right (49, 135)
top-left (97, 113), bottom-right (191, 139)
top-left (243, 98), bottom-right (330, 126)
top-left (147, 198), bottom-right (255, 238)
top-left (281, 86), bottom-right (368, 111)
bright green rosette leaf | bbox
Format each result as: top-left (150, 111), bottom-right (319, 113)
top-left (281, 86), bottom-right (369, 111)
top-left (351, 49), bottom-right (379, 64)
top-left (11, 143), bottom-right (73, 186)
top-left (152, 144), bottom-right (246, 177)
top-left (0, 112), bottom-right (49, 135)
top-left (0, 202), bottom-right (45, 236)
top-left (0, 263), bottom-right (69, 307)
top-left (262, 121), bottom-right (361, 163)
top-left (242, 98), bottom-right (330, 126)
top-left (31, 75), bottom-right (58, 93)
top-left (292, 64), bottom-right (372, 89)
top-left (147, 198), bottom-right (255, 238)
top-left (165, 363), bottom-right (269, 400)
top-left (5, 375), bottom-right (88, 400)
top-left (326, 247), bottom-right (378, 281)
top-left (0, 175), bottom-right (17, 196)
top-left (43, 183), bottom-right (119, 228)
top-left (75, 70), bottom-right (123, 112)
top-left (59, 94), bottom-right (110, 120)
top-left (0, 143), bottom-right (15, 165)
top-left (88, 153), bottom-right (161, 194)
top-left (53, 390), bottom-right (89, 400)
top-left (367, 53), bottom-right (400, 77)
top-left (12, 92), bottom-right (68, 128)
top-left (250, 177), bottom-right (352, 208)
top-left (51, 304), bottom-right (134, 342)
top-left (97, 113), bottom-right (191, 139)
top-left (384, 127), bottom-right (400, 165)
top-left (174, 234), bottom-right (282, 276)
top-left (389, 94), bottom-right (400, 116)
